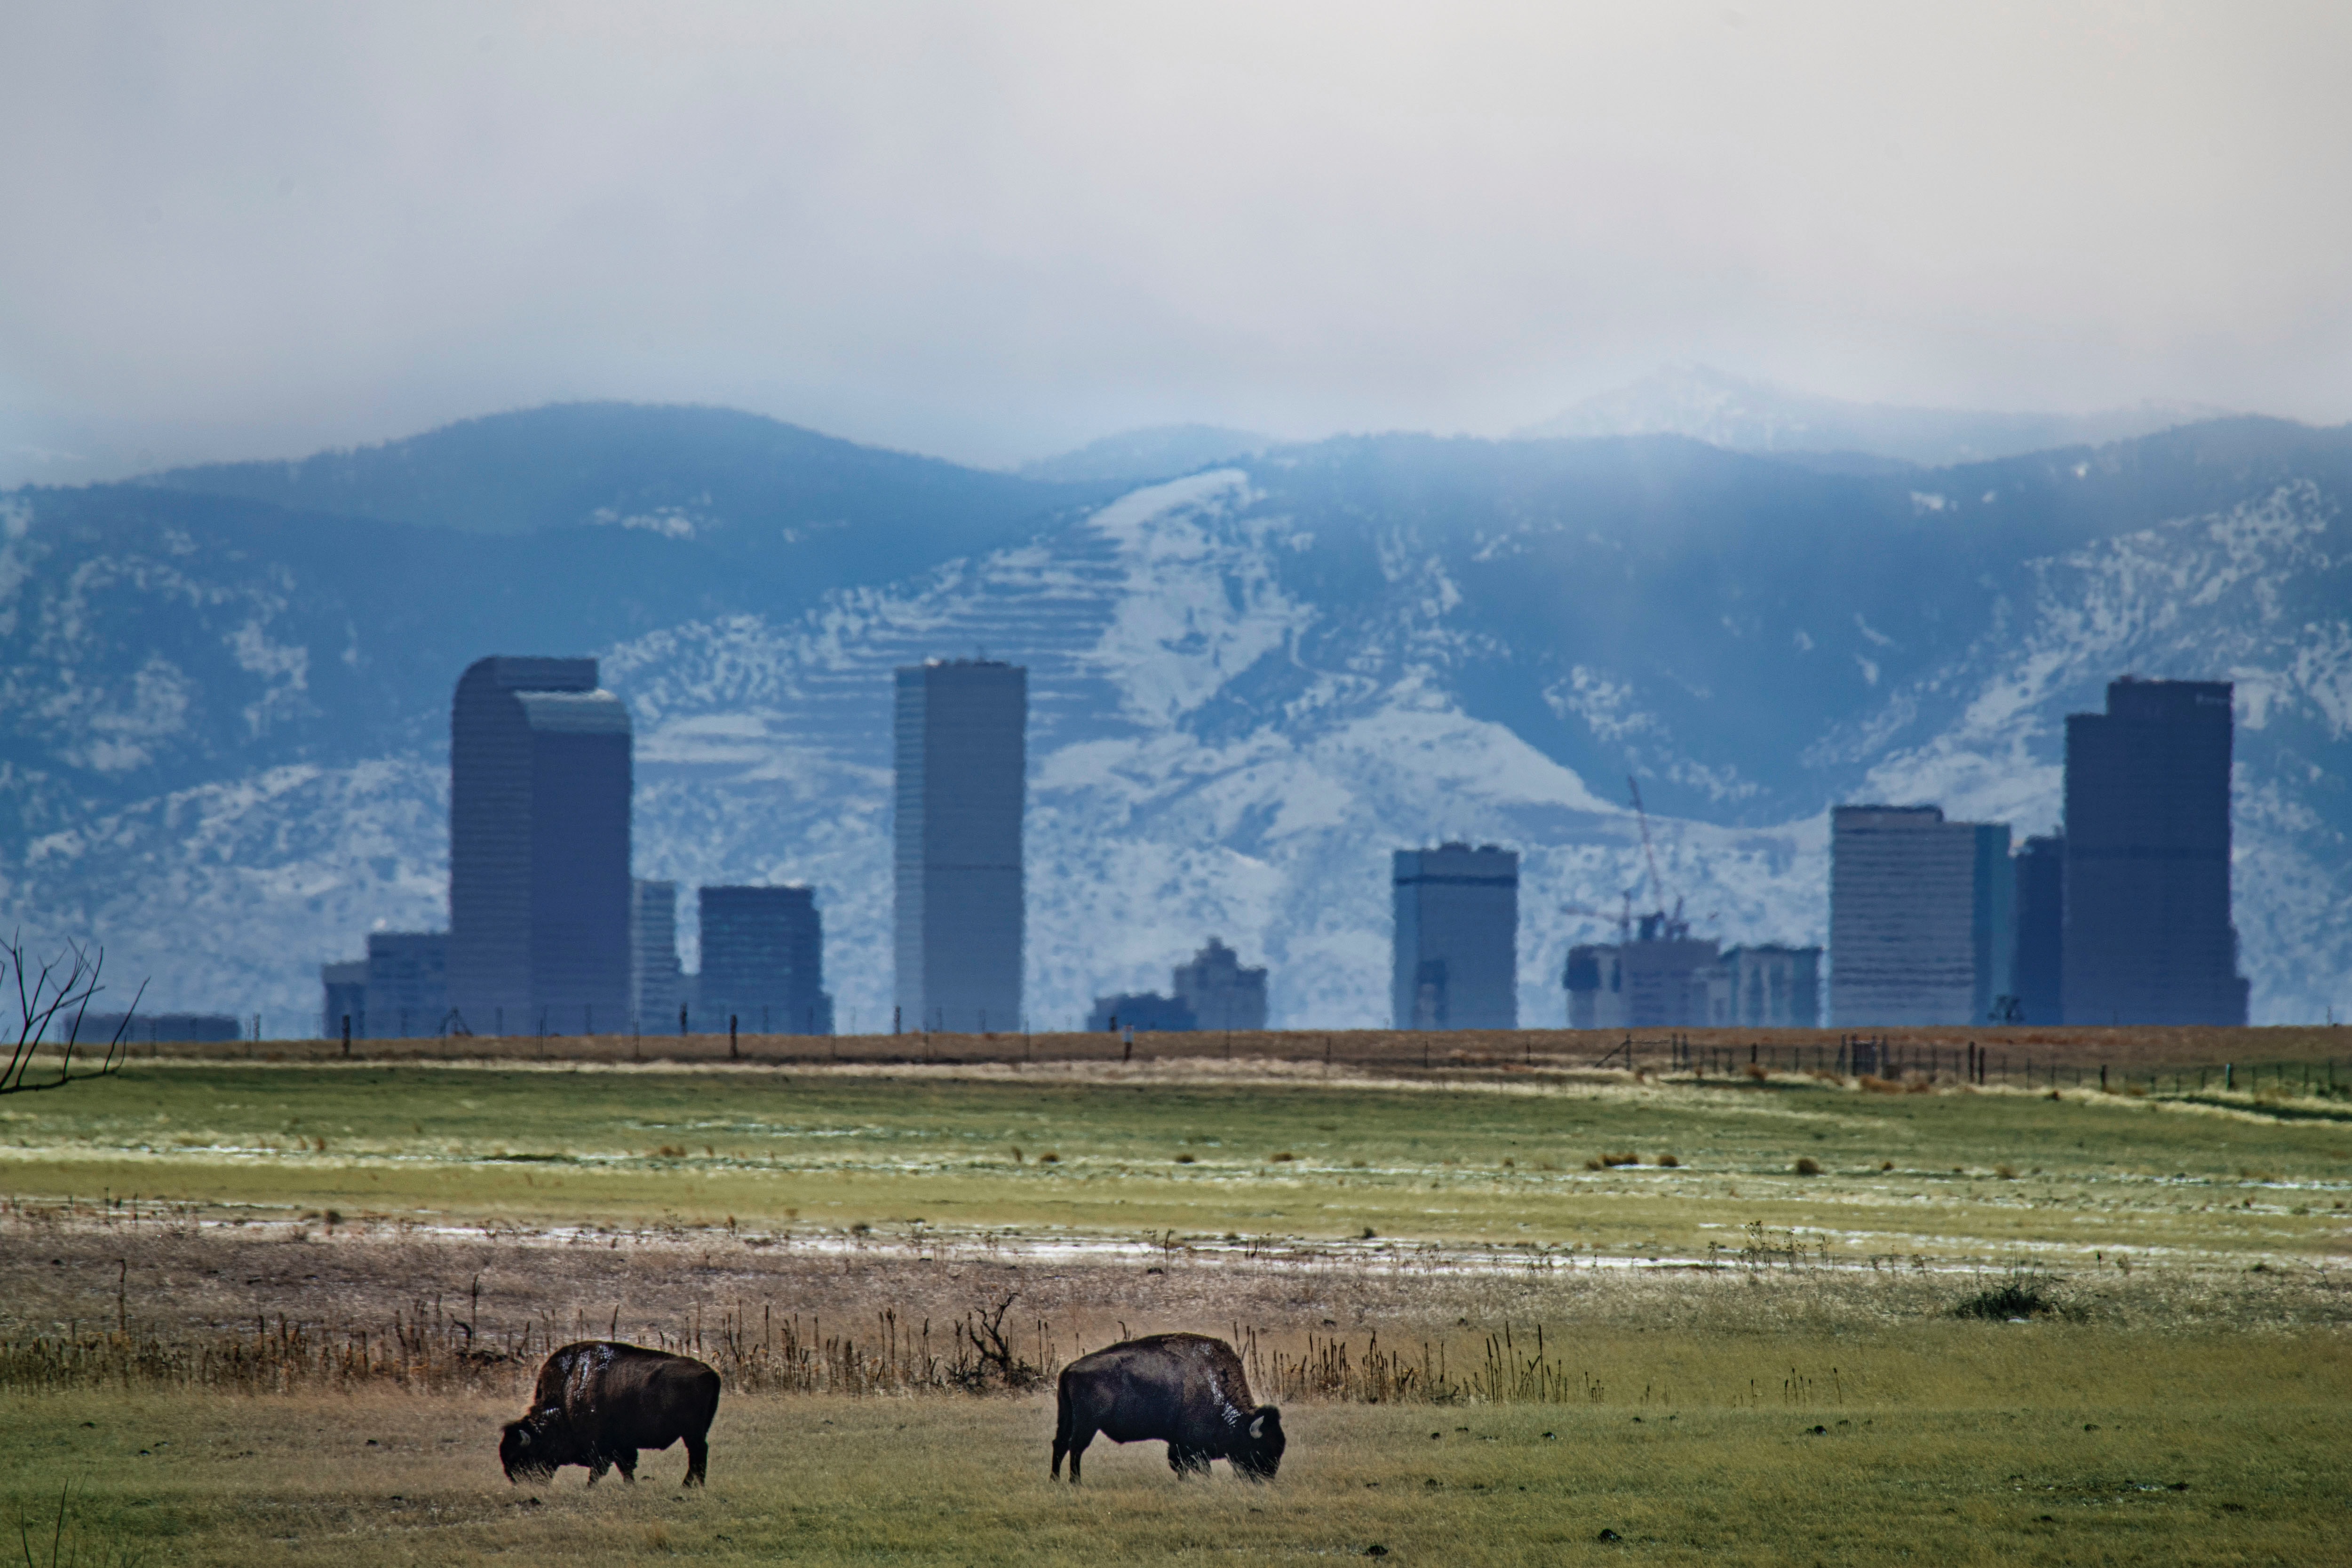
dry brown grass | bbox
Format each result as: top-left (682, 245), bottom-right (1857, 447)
top-left (7, 1202), bottom-right (2344, 1405)
top-left (54, 1021), bottom-right (2352, 1079)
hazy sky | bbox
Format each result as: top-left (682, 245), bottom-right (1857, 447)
top-left (4, 1), bottom-right (2348, 481)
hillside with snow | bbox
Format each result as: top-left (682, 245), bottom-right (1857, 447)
top-left (4, 407), bottom-right (2345, 1030)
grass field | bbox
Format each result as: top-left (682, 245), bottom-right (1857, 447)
top-left (3, 1057), bottom-right (2347, 1563)
top-left (2, 1059), bottom-right (2346, 1262)
top-left (7, 1335), bottom-right (2348, 1567)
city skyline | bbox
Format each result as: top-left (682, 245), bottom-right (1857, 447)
top-left (318, 655), bottom-right (2255, 1038)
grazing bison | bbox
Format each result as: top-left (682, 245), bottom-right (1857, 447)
top-left (1052, 1332), bottom-right (1284, 1483)
top-left (499, 1342), bottom-right (720, 1488)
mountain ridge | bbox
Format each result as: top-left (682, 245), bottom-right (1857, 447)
top-left (1518, 364), bottom-right (2243, 467)
top-left (5, 406), bottom-right (2344, 1029)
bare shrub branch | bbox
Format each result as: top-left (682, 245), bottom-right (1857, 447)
top-left (1, 933), bottom-right (143, 1096)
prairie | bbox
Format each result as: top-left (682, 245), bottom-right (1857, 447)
top-left (2, 1059), bottom-right (2347, 1263)
top-left (2, 1057), bottom-right (2347, 1564)
top-left (7, 1343), bottom-right (2348, 1567)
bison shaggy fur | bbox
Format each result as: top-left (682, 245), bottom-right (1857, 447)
top-left (1053, 1332), bottom-right (1284, 1482)
top-left (499, 1341), bottom-right (720, 1488)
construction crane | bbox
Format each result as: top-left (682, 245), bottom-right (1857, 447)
top-left (1560, 891), bottom-right (1634, 945)
top-left (1626, 775), bottom-right (1678, 938)
top-left (1624, 775), bottom-right (1714, 941)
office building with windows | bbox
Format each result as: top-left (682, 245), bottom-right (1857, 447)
top-left (365, 931), bottom-right (448, 1039)
top-left (1971, 823), bottom-right (2017, 1027)
top-left (2063, 677), bottom-right (2247, 1025)
top-left (1830, 805), bottom-right (1982, 1026)
top-left (894, 660), bottom-right (1026, 1034)
top-left (1392, 843), bottom-right (1518, 1030)
top-left (447, 656), bottom-right (633, 1036)
top-left (630, 879), bottom-right (683, 1031)
top-left (699, 884), bottom-right (832, 1035)
top-left (320, 962), bottom-right (368, 1039)
top-left (1172, 937), bottom-right (1268, 1031)
top-left (1722, 943), bottom-right (1822, 1028)
top-left (2010, 834), bottom-right (2065, 1024)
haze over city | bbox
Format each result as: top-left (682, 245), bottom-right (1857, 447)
top-left (6, 2), bottom-right (2352, 484)
top-left (8, 8), bottom-right (2352, 1564)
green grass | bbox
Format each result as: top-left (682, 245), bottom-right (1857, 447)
top-left (6, 1063), bottom-right (2348, 1563)
top-left (6, 1325), bottom-right (2347, 1566)
top-left (3, 1062), bottom-right (2347, 1264)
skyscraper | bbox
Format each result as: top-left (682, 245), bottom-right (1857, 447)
top-left (447, 657), bottom-right (633, 1036)
top-left (2062, 677), bottom-right (2246, 1025)
top-left (1829, 805), bottom-right (1980, 1026)
top-left (699, 884), bottom-right (832, 1035)
top-left (894, 661), bottom-right (1025, 1033)
top-left (1392, 843), bottom-right (1518, 1030)
top-left (630, 879), bottom-right (682, 1030)
top-left (1971, 823), bottom-right (2016, 1027)
top-left (2010, 834), bottom-right (2065, 1024)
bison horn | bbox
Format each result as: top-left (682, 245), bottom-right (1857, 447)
top-left (1248, 1414), bottom-right (1264, 1440)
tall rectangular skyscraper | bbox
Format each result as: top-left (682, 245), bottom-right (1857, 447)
top-left (894, 661), bottom-right (1025, 1033)
top-left (700, 884), bottom-right (832, 1035)
top-left (629, 879), bottom-right (682, 1030)
top-left (1971, 823), bottom-right (2015, 1027)
top-left (2063, 677), bottom-right (2247, 1025)
top-left (1392, 843), bottom-right (1518, 1030)
top-left (448, 656), bottom-right (633, 1036)
top-left (1830, 805), bottom-right (1979, 1026)
top-left (2010, 834), bottom-right (2065, 1024)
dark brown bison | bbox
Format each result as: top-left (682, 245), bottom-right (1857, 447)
top-left (1052, 1332), bottom-right (1284, 1482)
top-left (499, 1341), bottom-right (720, 1488)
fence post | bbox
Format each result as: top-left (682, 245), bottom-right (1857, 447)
top-left (729, 1015), bottom-right (739, 1060)
top-left (341, 1014), bottom-right (351, 1058)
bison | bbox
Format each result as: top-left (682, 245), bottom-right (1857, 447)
top-left (499, 1341), bottom-right (720, 1488)
top-left (1052, 1332), bottom-right (1284, 1483)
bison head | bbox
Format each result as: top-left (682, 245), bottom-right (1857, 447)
top-left (1233, 1405), bottom-right (1285, 1479)
top-left (499, 1418), bottom-right (564, 1482)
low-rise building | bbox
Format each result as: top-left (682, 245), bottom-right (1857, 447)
top-left (1172, 937), bottom-right (1267, 1031)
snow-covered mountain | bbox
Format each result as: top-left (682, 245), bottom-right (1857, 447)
top-left (4, 407), bottom-right (2345, 1031)
top-left (1519, 365), bottom-right (2228, 467)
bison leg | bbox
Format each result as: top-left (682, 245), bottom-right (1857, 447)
top-left (612, 1448), bottom-right (638, 1484)
top-left (1061, 1426), bottom-right (1096, 1484)
top-left (683, 1435), bottom-right (708, 1488)
top-left (1167, 1445), bottom-right (1211, 1478)
top-left (586, 1455), bottom-right (610, 1488)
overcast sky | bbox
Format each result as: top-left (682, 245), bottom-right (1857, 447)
top-left (3, 1), bottom-right (2348, 482)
